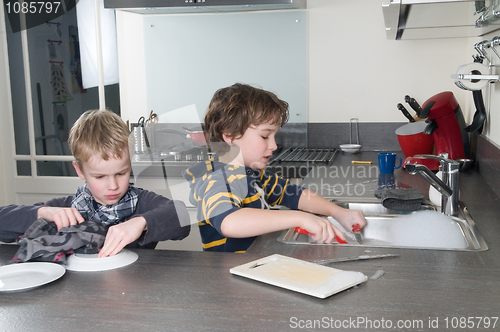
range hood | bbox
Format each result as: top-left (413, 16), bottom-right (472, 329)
top-left (104, 0), bottom-right (306, 14)
top-left (382, 0), bottom-right (500, 40)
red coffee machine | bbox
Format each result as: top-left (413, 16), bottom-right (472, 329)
top-left (403, 91), bottom-right (466, 170)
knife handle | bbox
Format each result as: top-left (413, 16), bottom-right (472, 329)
top-left (397, 103), bottom-right (416, 123)
top-left (404, 95), bottom-right (423, 117)
top-left (295, 227), bottom-right (312, 235)
top-left (352, 224), bottom-right (361, 232)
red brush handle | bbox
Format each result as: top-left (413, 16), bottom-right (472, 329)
top-left (295, 227), bottom-right (312, 235)
top-left (295, 227), bottom-right (347, 244)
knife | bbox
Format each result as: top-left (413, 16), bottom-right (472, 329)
top-left (397, 103), bottom-right (416, 123)
top-left (313, 254), bottom-right (400, 265)
top-left (352, 224), bottom-right (363, 244)
top-left (404, 95), bottom-right (423, 118)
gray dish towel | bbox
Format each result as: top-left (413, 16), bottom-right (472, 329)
top-left (11, 218), bottom-right (107, 264)
top-left (374, 188), bottom-right (425, 212)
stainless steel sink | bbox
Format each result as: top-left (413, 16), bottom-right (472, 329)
top-left (333, 201), bottom-right (436, 215)
top-left (277, 201), bottom-right (488, 251)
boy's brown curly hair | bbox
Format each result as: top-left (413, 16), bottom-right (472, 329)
top-left (204, 83), bottom-right (289, 155)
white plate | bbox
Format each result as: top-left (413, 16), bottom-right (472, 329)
top-left (230, 254), bottom-right (367, 298)
top-left (340, 144), bottom-right (361, 154)
top-left (0, 262), bottom-right (65, 292)
top-left (65, 249), bottom-right (138, 272)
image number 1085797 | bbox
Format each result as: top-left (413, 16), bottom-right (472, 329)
top-left (5, 1), bottom-right (61, 14)
top-left (3, 0), bottom-right (71, 32)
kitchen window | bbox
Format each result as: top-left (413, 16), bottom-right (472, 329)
top-left (3, 1), bottom-right (119, 178)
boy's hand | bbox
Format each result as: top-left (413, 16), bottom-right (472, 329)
top-left (98, 217), bottom-right (147, 257)
top-left (37, 206), bottom-right (85, 231)
top-left (335, 209), bottom-right (367, 233)
top-left (299, 213), bottom-right (346, 244)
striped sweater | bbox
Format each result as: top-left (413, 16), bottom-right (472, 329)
top-left (182, 158), bottom-right (304, 252)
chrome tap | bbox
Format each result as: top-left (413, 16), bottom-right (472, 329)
top-left (404, 153), bottom-right (461, 217)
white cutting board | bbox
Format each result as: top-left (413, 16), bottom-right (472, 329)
top-left (230, 254), bottom-right (367, 299)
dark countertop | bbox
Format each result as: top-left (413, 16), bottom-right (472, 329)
top-left (1, 151), bottom-right (500, 331)
top-left (247, 151), bottom-right (500, 328)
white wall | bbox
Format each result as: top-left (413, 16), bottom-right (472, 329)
top-left (115, 11), bottom-right (147, 123)
top-left (307, 0), bottom-right (471, 123)
top-left (117, 0), bottom-right (473, 127)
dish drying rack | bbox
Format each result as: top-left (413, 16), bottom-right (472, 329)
top-left (269, 147), bottom-right (337, 164)
top-left (451, 36), bottom-right (500, 84)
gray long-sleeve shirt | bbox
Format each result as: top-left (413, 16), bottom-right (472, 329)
top-left (0, 189), bottom-right (191, 249)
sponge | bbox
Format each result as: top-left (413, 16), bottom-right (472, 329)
top-left (374, 188), bottom-right (425, 212)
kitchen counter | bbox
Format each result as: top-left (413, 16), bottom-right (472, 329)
top-left (1, 151), bottom-right (500, 331)
top-left (248, 151), bottom-right (500, 329)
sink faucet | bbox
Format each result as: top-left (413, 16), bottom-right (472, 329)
top-left (404, 153), bottom-right (461, 216)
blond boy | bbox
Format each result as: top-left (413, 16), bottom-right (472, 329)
top-left (1, 110), bottom-right (190, 257)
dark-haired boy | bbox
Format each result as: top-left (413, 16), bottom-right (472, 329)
top-left (183, 83), bottom-right (365, 252)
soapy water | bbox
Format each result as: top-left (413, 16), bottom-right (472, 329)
top-left (363, 210), bottom-right (468, 249)
top-left (322, 211), bottom-right (468, 249)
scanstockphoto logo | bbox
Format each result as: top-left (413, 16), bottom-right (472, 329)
top-left (3, 0), bottom-right (79, 33)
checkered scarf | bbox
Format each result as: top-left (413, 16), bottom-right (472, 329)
top-left (71, 184), bottom-right (139, 225)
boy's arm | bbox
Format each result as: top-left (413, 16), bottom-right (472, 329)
top-left (36, 196), bottom-right (84, 230)
top-left (98, 190), bottom-right (190, 257)
top-left (297, 189), bottom-right (366, 231)
top-left (37, 206), bottom-right (84, 230)
top-left (0, 204), bottom-right (41, 242)
top-left (220, 188), bottom-right (366, 244)
top-left (221, 208), bottom-right (344, 244)
top-left (0, 196), bottom-right (80, 242)
top-left (129, 189), bottom-right (190, 244)
top-left (204, 170), bottom-right (346, 243)
top-left (98, 216), bottom-right (147, 257)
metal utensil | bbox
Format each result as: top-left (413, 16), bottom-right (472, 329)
top-left (313, 254), bottom-right (400, 265)
top-left (349, 118), bottom-right (359, 146)
top-left (352, 224), bottom-right (363, 244)
top-left (145, 111), bottom-right (158, 127)
top-left (464, 89), bottom-right (486, 134)
top-left (340, 118), bottom-right (361, 154)
top-left (132, 117), bottom-right (148, 154)
top-left (456, 158), bottom-right (473, 171)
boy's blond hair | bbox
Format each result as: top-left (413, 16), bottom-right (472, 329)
top-left (68, 109), bottom-right (131, 167)
top-left (204, 83), bottom-right (289, 155)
